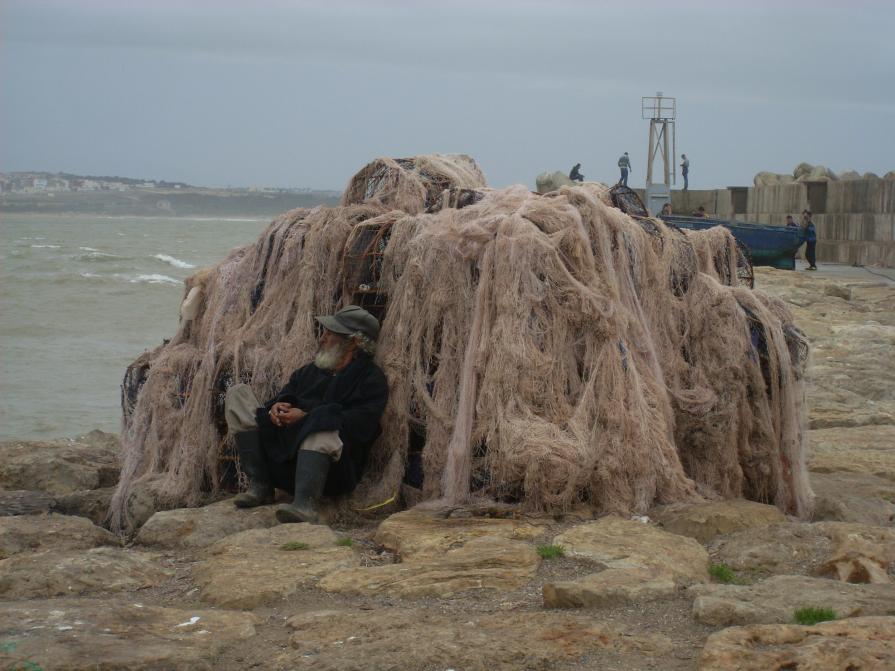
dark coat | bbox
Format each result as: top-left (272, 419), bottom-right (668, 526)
top-left (256, 352), bottom-right (388, 496)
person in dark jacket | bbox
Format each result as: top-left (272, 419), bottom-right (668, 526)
top-left (802, 209), bottom-right (818, 270)
top-left (569, 163), bottom-right (584, 182)
top-left (224, 305), bottom-right (388, 524)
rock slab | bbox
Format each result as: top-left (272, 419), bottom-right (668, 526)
top-left (372, 507), bottom-right (545, 560)
top-left (543, 567), bottom-right (677, 609)
top-left (0, 598), bottom-right (256, 671)
top-left (194, 523), bottom-right (355, 609)
top-left (691, 575), bottom-right (895, 626)
top-left (698, 616), bottom-right (895, 671)
top-left (652, 499), bottom-right (785, 543)
top-left (0, 547), bottom-right (171, 599)
top-left (281, 607), bottom-right (673, 671)
top-left (709, 521), bottom-right (895, 583)
top-left (0, 513), bottom-right (119, 559)
top-left (320, 535), bottom-right (540, 598)
top-left (0, 430), bottom-right (119, 495)
top-left (553, 515), bottom-right (710, 585)
top-left (136, 498), bottom-right (279, 549)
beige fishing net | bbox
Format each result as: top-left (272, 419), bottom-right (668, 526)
top-left (110, 155), bottom-right (812, 532)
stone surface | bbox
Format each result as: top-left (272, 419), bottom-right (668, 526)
top-left (755, 268), bottom-right (895, 432)
top-left (320, 535), bottom-right (540, 598)
top-left (0, 513), bottom-right (119, 559)
top-left (136, 498), bottom-right (279, 549)
top-left (0, 430), bottom-right (119, 495)
top-left (52, 486), bottom-right (116, 526)
top-left (698, 616), bottom-right (895, 671)
top-left (814, 521), bottom-right (895, 584)
top-left (709, 521), bottom-right (895, 583)
top-left (0, 547), bottom-right (172, 599)
top-left (0, 489), bottom-right (56, 516)
top-left (372, 506), bottom-right (545, 560)
top-left (553, 515), bottom-right (710, 586)
top-left (691, 575), bottom-right (895, 626)
top-left (652, 500), bottom-right (785, 543)
top-left (811, 471), bottom-right (895, 526)
top-left (0, 598), bottom-right (256, 671)
top-left (194, 523), bottom-right (355, 609)
top-left (543, 567), bottom-right (677, 609)
top-left (809, 425), bottom-right (895, 481)
top-left (279, 607), bottom-right (673, 671)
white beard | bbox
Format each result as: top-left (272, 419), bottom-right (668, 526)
top-left (314, 340), bottom-right (348, 370)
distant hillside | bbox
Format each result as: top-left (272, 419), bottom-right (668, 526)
top-left (0, 187), bottom-right (342, 217)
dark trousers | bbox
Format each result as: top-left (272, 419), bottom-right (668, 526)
top-left (806, 241), bottom-right (817, 268)
top-left (682, 171), bottom-right (689, 190)
top-left (620, 168), bottom-right (628, 186)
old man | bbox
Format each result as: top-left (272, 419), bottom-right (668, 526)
top-left (224, 305), bottom-right (388, 524)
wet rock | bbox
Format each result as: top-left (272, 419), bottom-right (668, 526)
top-left (652, 500), bottom-right (785, 543)
top-left (543, 567), bottom-right (676, 609)
top-left (709, 521), bottom-right (895, 583)
top-left (0, 513), bottom-right (119, 559)
top-left (320, 535), bottom-right (539, 598)
top-left (0, 430), bottom-right (119, 495)
top-left (553, 515), bottom-right (710, 586)
top-left (280, 607), bottom-right (673, 671)
top-left (698, 616), bottom-right (895, 671)
top-left (194, 523), bottom-right (355, 609)
top-left (0, 598), bottom-right (256, 671)
top-left (372, 506), bottom-right (545, 560)
top-left (0, 547), bottom-right (171, 599)
top-left (811, 472), bottom-right (895, 526)
top-left (136, 499), bottom-right (279, 549)
top-left (0, 490), bottom-right (56, 516)
top-left (691, 575), bottom-right (895, 626)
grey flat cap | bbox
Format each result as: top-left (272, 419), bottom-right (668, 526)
top-left (316, 305), bottom-right (380, 341)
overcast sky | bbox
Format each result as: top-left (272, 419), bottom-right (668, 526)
top-left (2, 0), bottom-right (893, 190)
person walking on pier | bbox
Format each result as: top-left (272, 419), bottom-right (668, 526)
top-left (680, 154), bottom-right (690, 191)
top-left (618, 152), bottom-right (632, 186)
top-left (802, 210), bottom-right (818, 271)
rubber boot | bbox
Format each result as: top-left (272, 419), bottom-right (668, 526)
top-left (276, 449), bottom-right (330, 524)
top-left (232, 430), bottom-right (274, 508)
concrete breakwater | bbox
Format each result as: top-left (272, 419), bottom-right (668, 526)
top-left (647, 177), bottom-right (895, 268)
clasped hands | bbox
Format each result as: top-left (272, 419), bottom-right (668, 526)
top-left (269, 402), bottom-right (306, 428)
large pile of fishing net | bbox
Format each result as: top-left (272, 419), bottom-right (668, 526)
top-left (110, 154), bottom-right (812, 532)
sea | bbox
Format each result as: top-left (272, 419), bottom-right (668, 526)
top-left (1, 214), bottom-right (271, 441)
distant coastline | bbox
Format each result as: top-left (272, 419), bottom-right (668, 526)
top-left (0, 187), bottom-right (342, 218)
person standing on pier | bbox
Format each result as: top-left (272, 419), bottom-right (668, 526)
top-left (618, 152), bottom-right (632, 186)
top-left (802, 210), bottom-right (818, 271)
top-left (680, 154), bottom-right (690, 190)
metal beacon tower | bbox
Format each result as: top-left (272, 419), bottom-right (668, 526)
top-left (642, 92), bottom-right (676, 215)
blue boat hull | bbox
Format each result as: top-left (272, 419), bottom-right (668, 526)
top-left (662, 216), bottom-right (804, 270)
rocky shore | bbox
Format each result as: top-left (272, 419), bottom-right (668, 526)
top-left (1, 265), bottom-right (893, 670)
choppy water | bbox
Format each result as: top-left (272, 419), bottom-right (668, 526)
top-left (1, 215), bottom-right (269, 440)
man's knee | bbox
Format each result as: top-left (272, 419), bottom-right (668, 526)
top-left (299, 431), bottom-right (343, 461)
top-left (225, 383), bottom-right (260, 434)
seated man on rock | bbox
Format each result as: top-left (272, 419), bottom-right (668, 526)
top-left (224, 305), bottom-right (388, 524)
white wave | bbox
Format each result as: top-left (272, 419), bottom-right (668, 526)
top-left (130, 273), bottom-right (180, 285)
top-left (31, 244), bottom-right (61, 249)
top-left (79, 272), bottom-right (103, 279)
top-left (79, 246), bottom-right (101, 252)
top-left (154, 253), bottom-right (195, 269)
